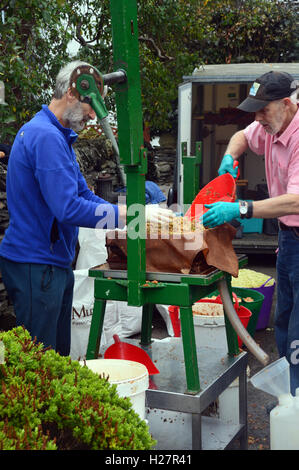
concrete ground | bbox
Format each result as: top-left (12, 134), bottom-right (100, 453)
top-left (149, 252), bottom-right (278, 451)
top-left (241, 253), bottom-right (278, 451)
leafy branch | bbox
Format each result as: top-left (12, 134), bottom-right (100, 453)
top-left (0, 0), bottom-right (298, 141)
top-left (0, 326), bottom-right (155, 450)
top-left (139, 35), bottom-right (174, 61)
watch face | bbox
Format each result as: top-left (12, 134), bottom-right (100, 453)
top-left (239, 201), bottom-right (248, 214)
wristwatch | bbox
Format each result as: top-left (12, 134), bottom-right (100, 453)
top-left (239, 200), bottom-right (253, 219)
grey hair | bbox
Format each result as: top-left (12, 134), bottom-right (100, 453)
top-left (290, 79), bottom-right (299, 105)
top-left (290, 90), bottom-right (299, 105)
top-left (53, 60), bottom-right (91, 99)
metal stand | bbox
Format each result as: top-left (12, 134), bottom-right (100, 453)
top-left (100, 337), bottom-right (248, 450)
top-left (87, 256), bottom-right (247, 395)
top-left (80, 1), bottom-right (249, 446)
top-left (145, 340), bottom-right (247, 450)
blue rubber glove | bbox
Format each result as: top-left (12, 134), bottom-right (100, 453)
top-left (218, 154), bottom-right (239, 178)
top-left (201, 202), bottom-right (240, 228)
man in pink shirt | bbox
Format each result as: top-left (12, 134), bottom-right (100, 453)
top-left (202, 71), bottom-right (299, 395)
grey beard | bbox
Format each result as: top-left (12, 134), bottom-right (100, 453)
top-left (62, 102), bottom-right (86, 132)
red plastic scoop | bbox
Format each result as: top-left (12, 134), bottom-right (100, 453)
top-left (104, 335), bottom-right (160, 375)
top-left (185, 163), bottom-right (239, 221)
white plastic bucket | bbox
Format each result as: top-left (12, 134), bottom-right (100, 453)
top-left (192, 302), bottom-right (228, 352)
top-left (80, 359), bottom-right (149, 419)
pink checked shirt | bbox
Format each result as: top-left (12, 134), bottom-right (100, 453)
top-left (244, 107), bottom-right (299, 227)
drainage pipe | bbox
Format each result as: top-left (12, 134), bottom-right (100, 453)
top-left (218, 279), bottom-right (270, 366)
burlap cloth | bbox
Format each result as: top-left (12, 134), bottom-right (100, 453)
top-left (105, 223), bottom-right (238, 277)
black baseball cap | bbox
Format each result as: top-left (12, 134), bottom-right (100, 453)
top-left (237, 71), bottom-right (299, 112)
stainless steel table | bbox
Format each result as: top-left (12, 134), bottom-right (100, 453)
top-left (102, 337), bottom-right (248, 450)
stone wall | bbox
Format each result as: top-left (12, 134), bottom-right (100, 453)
top-left (152, 145), bottom-right (176, 185)
top-left (73, 135), bottom-right (176, 188)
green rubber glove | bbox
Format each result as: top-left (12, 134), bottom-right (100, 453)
top-left (201, 202), bottom-right (240, 228)
top-left (218, 154), bottom-right (239, 178)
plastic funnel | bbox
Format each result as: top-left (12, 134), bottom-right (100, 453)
top-left (250, 357), bottom-right (290, 397)
top-left (104, 335), bottom-right (159, 375)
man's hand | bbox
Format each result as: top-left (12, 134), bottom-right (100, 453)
top-left (201, 202), bottom-right (240, 228)
top-left (0, 151), bottom-right (5, 158)
top-left (145, 204), bottom-right (175, 224)
top-left (218, 154), bottom-right (239, 178)
top-left (119, 204), bottom-right (175, 226)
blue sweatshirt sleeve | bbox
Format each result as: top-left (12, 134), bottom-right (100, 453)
top-left (34, 131), bottom-right (119, 229)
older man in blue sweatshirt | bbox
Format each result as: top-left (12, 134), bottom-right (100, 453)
top-left (0, 60), bottom-right (173, 355)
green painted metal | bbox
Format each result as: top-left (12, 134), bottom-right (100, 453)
top-left (109, 0), bottom-right (147, 306)
top-left (88, 263), bottom-right (246, 391)
top-left (180, 306), bottom-right (200, 394)
top-left (94, 278), bottom-right (128, 302)
top-left (109, 0), bottom-right (144, 167)
top-left (91, 272), bottom-right (225, 307)
top-left (140, 304), bottom-right (154, 346)
top-left (84, 0), bottom-right (248, 394)
top-left (76, 73), bottom-right (108, 121)
top-left (86, 299), bottom-right (106, 359)
top-left (126, 166), bottom-right (146, 305)
top-left (182, 141), bottom-right (202, 206)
